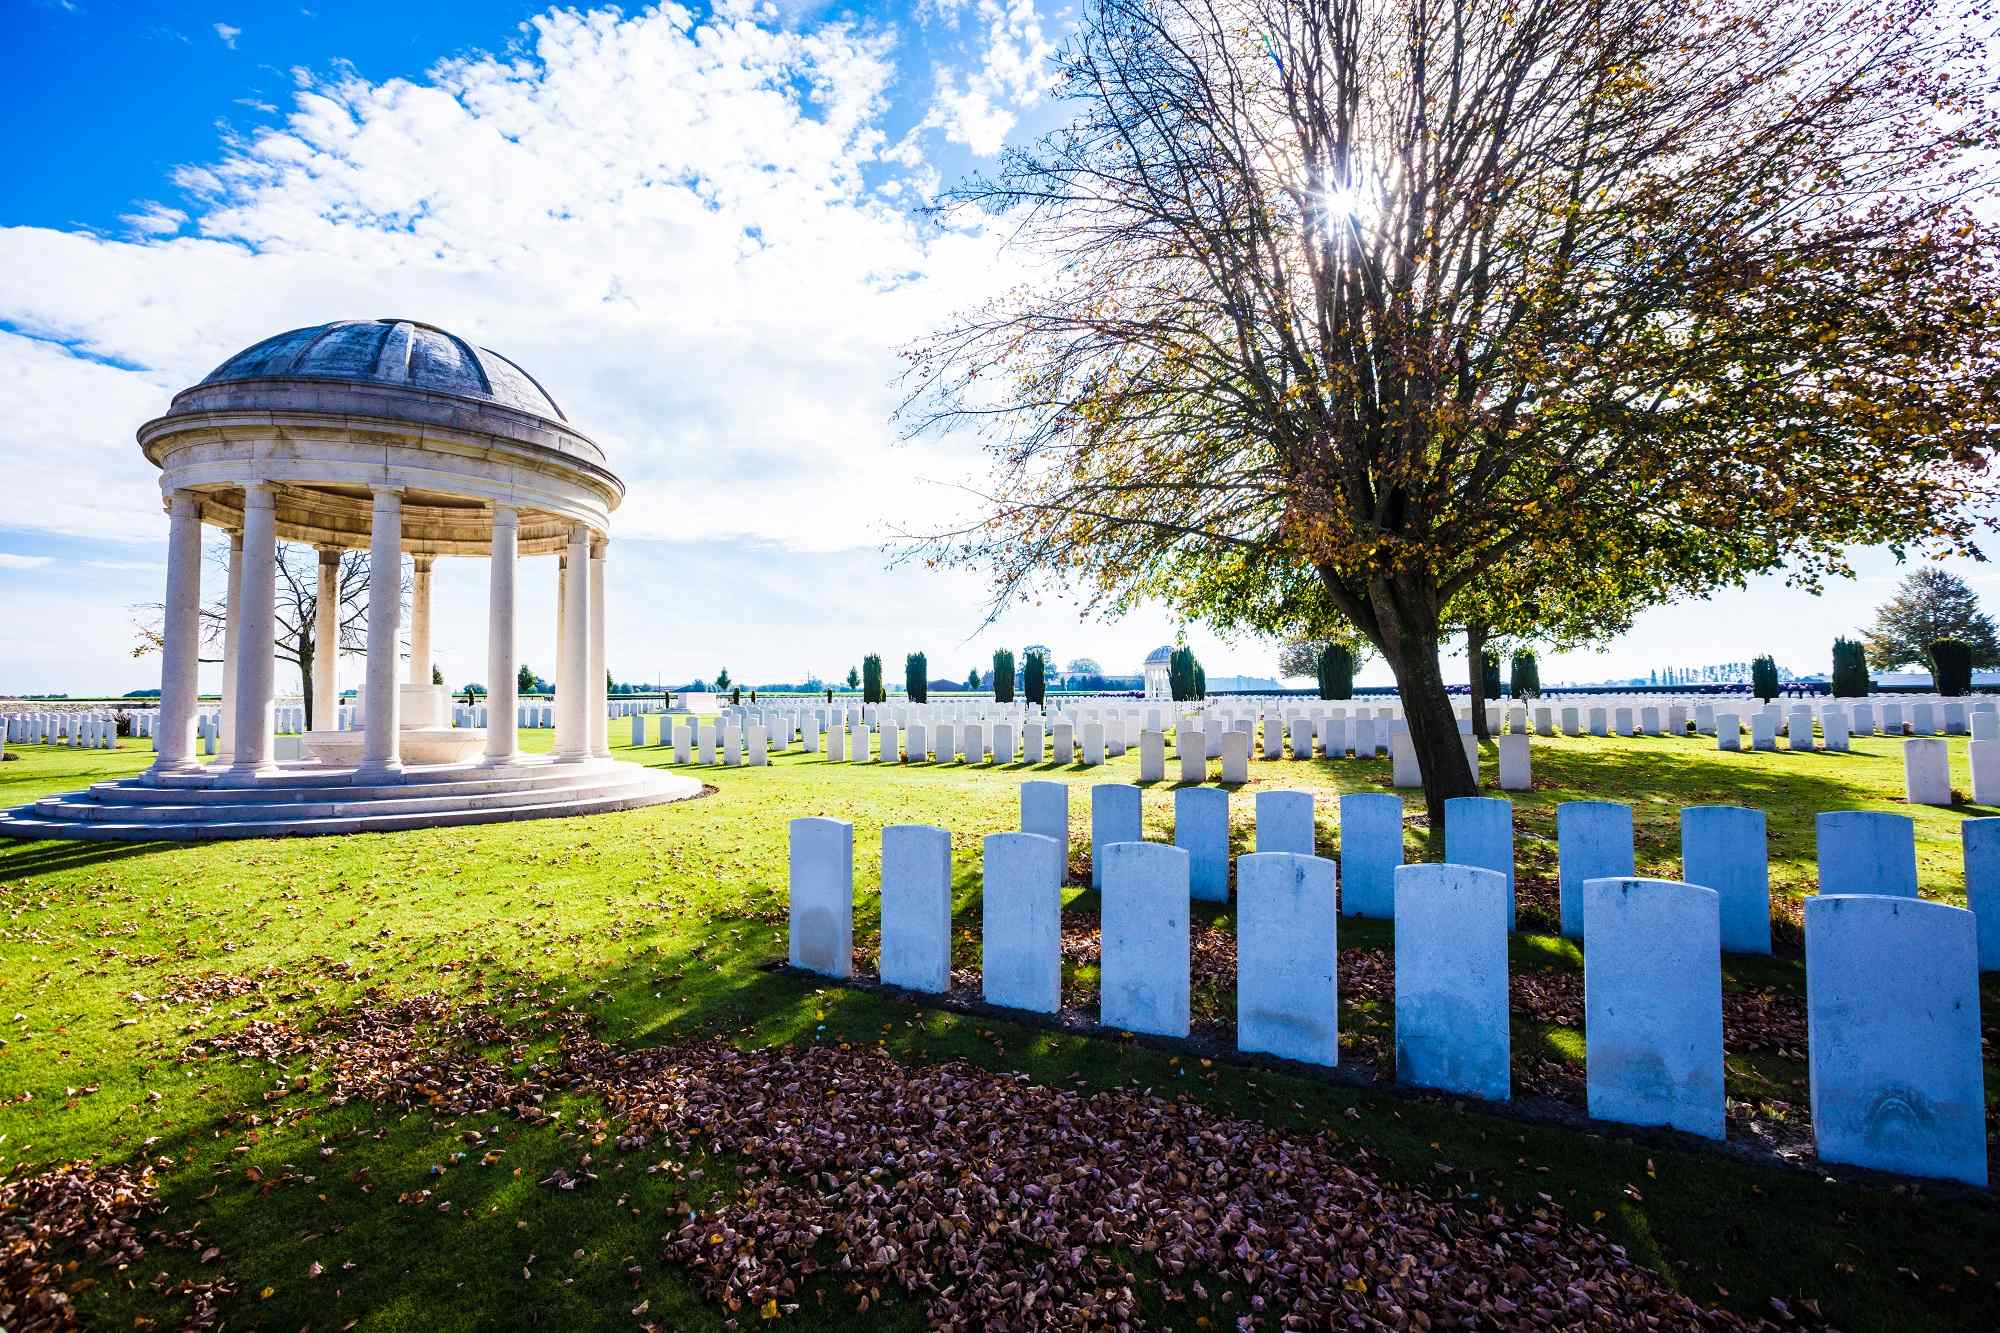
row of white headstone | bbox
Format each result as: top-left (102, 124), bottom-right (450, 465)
top-left (788, 786), bottom-right (1994, 1187)
top-left (1, 711), bottom-right (134, 749)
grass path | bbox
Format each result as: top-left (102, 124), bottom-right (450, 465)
top-left (0, 728), bottom-right (1995, 1330)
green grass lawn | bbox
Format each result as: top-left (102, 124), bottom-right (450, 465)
top-left (1, 726), bottom-right (1995, 1330)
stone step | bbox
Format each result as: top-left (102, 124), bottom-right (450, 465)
top-left (83, 763), bottom-right (633, 807)
top-left (141, 757), bottom-right (592, 793)
top-left (0, 776), bottom-right (700, 842)
top-left (35, 772), bottom-right (672, 824)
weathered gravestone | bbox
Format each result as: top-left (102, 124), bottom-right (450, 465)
top-left (1394, 863), bottom-right (1510, 1100)
top-left (1099, 841), bottom-right (1191, 1037)
top-left (879, 824), bottom-right (951, 993)
top-left (1558, 801), bottom-right (1635, 938)
top-left (1584, 877), bottom-right (1724, 1139)
top-left (1497, 734), bottom-right (1531, 791)
top-left (1236, 852), bottom-right (1338, 1066)
top-left (1681, 805), bottom-right (1770, 954)
top-left (1806, 895), bottom-right (1987, 1186)
top-left (1090, 784), bottom-right (1142, 890)
top-left (1175, 786), bottom-right (1230, 902)
top-left (788, 817), bottom-right (853, 979)
top-left (1816, 810), bottom-right (1917, 897)
top-left (1338, 792), bottom-right (1403, 918)
top-left (982, 832), bottom-right (1064, 1014)
top-left (1445, 796), bottom-right (1515, 929)
top-left (1254, 788), bottom-right (1314, 856)
top-left (1960, 818), bottom-right (2000, 973)
top-left (1903, 737), bottom-right (1950, 806)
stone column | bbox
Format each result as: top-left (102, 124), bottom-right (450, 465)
top-left (225, 482), bottom-right (279, 780)
top-left (216, 528), bottom-right (244, 765)
top-left (552, 555), bottom-right (568, 754)
top-left (483, 505), bottom-right (520, 765)
top-left (312, 547), bottom-right (339, 731)
top-left (589, 537), bottom-right (609, 759)
top-left (408, 555), bottom-right (434, 686)
top-left (150, 489), bottom-right (204, 777)
top-left (359, 488), bottom-right (404, 778)
top-left (555, 524), bottom-right (591, 762)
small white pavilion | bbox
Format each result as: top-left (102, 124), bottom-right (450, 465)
top-left (1143, 645), bottom-right (1174, 701)
top-left (1, 318), bottom-right (696, 839)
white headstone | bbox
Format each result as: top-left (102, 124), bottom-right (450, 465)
top-left (1139, 730), bottom-right (1165, 782)
top-left (1090, 783), bottom-right (1142, 890)
top-left (982, 832), bottom-right (1064, 1013)
top-left (1962, 818), bottom-right (2000, 972)
top-left (1236, 852), bottom-right (1338, 1066)
top-left (1177, 729), bottom-right (1206, 783)
top-left (1806, 895), bottom-right (1987, 1185)
top-left (1099, 841), bottom-right (1190, 1037)
top-left (1681, 805), bottom-right (1770, 954)
top-left (1816, 810), bottom-right (1917, 897)
top-left (1584, 877), bottom-right (1724, 1139)
top-left (1557, 801), bottom-right (1635, 938)
top-left (1253, 788), bottom-right (1314, 856)
top-left (879, 824), bottom-right (952, 993)
top-left (1336, 788), bottom-right (1400, 912)
top-left (1174, 786), bottom-right (1230, 902)
top-left (1394, 863), bottom-right (1509, 1100)
top-left (1497, 733), bottom-right (1531, 791)
top-left (1219, 728), bottom-right (1249, 783)
top-left (1389, 731), bottom-right (1421, 788)
top-left (1903, 737), bottom-right (1951, 806)
top-left (788, 817), bottom-right (854, 978)
top-left (1020, 780), bottom-right (1069, 870)
top-left (1970, 738), bottom-right (2000, 806)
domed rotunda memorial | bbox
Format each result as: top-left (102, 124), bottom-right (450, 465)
top-left (0, 319), bottom-right (700, 840)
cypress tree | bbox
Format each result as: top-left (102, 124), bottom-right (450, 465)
top-left (1316, 644), bottom-right (1355, 700)
top-left (1025, 650), bottom-right (1046, 706)
top-left (1169, 646), bottom-right (1196, 701)
top-left (1750, 655), bottom-right (1779, 702)
top-left (993, 648), bottom-right (1016, 703)
top-left (1480, 651), bottom-right (1502, 698)
top-left (1194, 661), bottom-right (1207, 700)
top-left (1830, 638), bottom-right (1869, 697)
top-left (862, 653), bottom-right (885, 704)
top-left (1509, 651), bottom-right (1541, 699)
top-left (1932, 638), bottom-right (1974, 695)
top-left (905, 652), bottom-right (928, 704)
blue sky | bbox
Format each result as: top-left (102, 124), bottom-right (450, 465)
top-left (0, 0), bottom-right (1990, 697)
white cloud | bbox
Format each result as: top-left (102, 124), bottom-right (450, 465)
top-left (213, 22), bottom-right (240, 49)
top-left (0, 553), bottom-right (56, 570)
top-left (118, 202), bottom-right (187, 235)
top-left (0, 5), bottom-right (1015, 561)
top-left (917, 0), bottom-right (1057, 153)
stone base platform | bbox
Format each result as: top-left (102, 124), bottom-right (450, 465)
top-left (0, 757), bottom-right (703, 842)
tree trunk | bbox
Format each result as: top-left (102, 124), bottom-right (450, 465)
top-left (1466, 625), bottom-right (1490, 740)
top-left (298, 643), bottom-right (314, 732)
top-left (1369, 583), bottom-right (1477, 827)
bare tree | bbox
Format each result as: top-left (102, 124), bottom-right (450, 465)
top-left (132, 541), bottom-right (405, 730)
top-left (901, 0), bottom-right (1998, 820)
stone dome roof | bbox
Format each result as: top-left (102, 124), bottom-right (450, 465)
top-left (199, 319), bottom-right (566, 424)
top-left (1144, 645), bottom-right (1175, 666)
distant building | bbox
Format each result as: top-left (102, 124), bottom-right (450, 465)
top-left (1143, 645), bottom-right (1173, 700)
